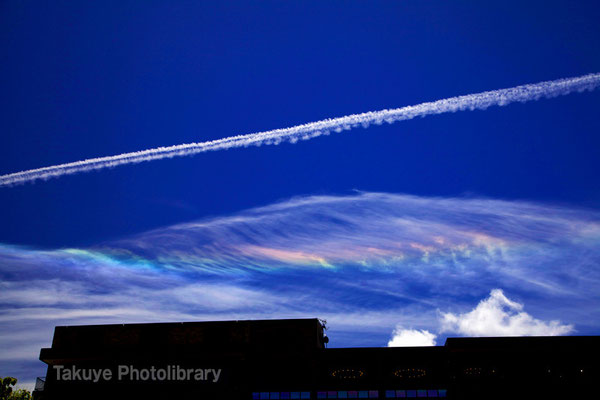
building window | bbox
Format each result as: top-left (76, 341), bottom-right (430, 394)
top-left (253, 391), bottom-right (310, 399)
top-left (393, 368), bottom-right (427, 379)
top-left (383, 389), bottom-right (446, 398)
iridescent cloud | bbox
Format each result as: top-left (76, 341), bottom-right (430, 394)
top-left (1, 192), bottom-right (599, 385)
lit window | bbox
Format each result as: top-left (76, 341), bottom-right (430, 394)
top-left (328, 391), bottom-right (337, 398)
top-left (438, 390), bottom-right (447, 398)
top-left (291, 393), bottom-right (300, 399)
top-left (348, 390), bottom-right (358, 398)
top-left (301, 393), bottom-right (311, 399)
top-left (427, 390), bottom-right (438, 398)
top-left (393, 368), bottom-right (426, 379)
top-left (385, 390), bottom-right (395, 398)
top-left (271, 392), bottom-right (280, 399)
top-left (406, 390), bottom-right (417, 398)
top-left (396, 390), bottom-right (406, 398)
top-left (359, 391), bottom-right (369, 398)
top-left (463, 367), bottom-right (482, 376)
top-left (417, 390), bottom-right (426, 398)
top-left (252, 393), bottom-right (260, 400)
top-left (318, 392), bottom-right (327, 399)
top-left (281, 393), bottom-right (290, 400)
top-left (338, 391), bottom-right (348, 399)
top-left (369, 390), bottom-right (379, 398)
top-left (331, 368), bottom-right (366, 380)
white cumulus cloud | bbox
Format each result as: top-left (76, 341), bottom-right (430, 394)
top-left (387, 327), bottom-right (437, 347)
top-left (440, 289), bottom-right (574, 337)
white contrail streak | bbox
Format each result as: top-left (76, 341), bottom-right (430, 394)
top-left (1, 73), bottom-right (599, 187)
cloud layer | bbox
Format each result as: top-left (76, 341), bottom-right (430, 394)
top-left (1, 192), bottom-right (599, 382)
top-left (1, 73), bottom-right (599, 186)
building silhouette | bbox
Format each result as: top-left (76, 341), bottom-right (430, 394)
top-left (33, 318), bottom-right (598, 399)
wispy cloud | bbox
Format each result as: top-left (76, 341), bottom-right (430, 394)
top-left (2, 73), bottom-right (599, 186)
top-left (1, 192), bottom-right (599, 381)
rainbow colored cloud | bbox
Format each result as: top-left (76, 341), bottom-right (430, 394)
top-left (1, 192), bottom-right (599, 384)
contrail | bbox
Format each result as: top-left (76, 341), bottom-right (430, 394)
top-left (1, 73), bottom-right (599, 187)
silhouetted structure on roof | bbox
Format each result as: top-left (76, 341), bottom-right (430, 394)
top-left (33, 318), bottom-right (598, 399)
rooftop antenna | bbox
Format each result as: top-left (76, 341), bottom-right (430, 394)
top-left (319, 319), bottom-right (329, 347)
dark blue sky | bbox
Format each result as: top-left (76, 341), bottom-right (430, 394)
top-left (2, 0), bottom-right (599, 247)
top-left (2, 2), bottom-right (600, 387)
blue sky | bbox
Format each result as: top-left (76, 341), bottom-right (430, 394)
top-left (1, 0), bottom-right (600, 389)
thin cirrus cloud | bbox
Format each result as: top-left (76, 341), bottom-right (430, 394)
top-left (1, 73), bottom-right (599, 186)
top-left (1, 192), bottom-right (599, 382)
